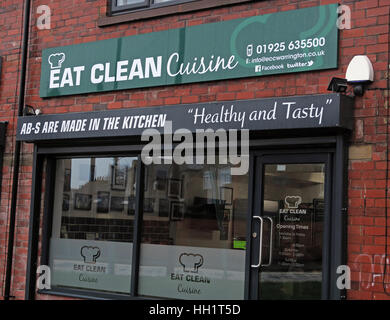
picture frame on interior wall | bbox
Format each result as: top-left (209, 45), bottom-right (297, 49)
top-left (158, 198), bottom-right (169, 218)
top-left (168, 179), bottom-right (182, 198)
top-left (154, 169), bottom-right (167, 191)
top-left (111, 164), bottom-right (127, 191)
top-left (74, 193), bottom-right (92, 211)
top-left (170, 201), bottom-right (184, 221)
top-left (97, 191), bottom-right (110, 213)
top-left (110, 196), bottom-right (125, 212)
top-left (144, 197), bottom-right (155, 213)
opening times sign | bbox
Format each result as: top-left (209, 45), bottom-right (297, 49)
top-left (40, 4), bottom-right (338, 98)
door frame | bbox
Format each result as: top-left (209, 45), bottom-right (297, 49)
top-left (244, 135), bottom-right (348, 300)
top-left (248, 152), bottom-right (331, 300)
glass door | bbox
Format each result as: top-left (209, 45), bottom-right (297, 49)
top-left (249, 154), bottom-right (331, 300)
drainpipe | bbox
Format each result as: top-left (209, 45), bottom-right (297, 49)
top-left (382, 7), bottom-right (390, 296)
top-left (3, 0), bottom-right (31, 300)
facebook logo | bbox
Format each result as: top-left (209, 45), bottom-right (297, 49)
top-left (255, 65), bottom-right (262, 73)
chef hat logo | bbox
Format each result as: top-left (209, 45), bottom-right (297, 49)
top-left (285, 195), bottom-right (302, 209)
top-left (179, 253), bottom-right (203, 273)
top-left (80, 246), bottom-right (101, 264)
top-left (48, 52), bottom-right (66, 69)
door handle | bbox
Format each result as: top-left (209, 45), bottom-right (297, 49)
top-left (262, 216), bottom-right (274, 267)
top-left (251, 216), bottom-right (264, 268)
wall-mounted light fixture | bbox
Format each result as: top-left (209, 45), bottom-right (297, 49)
top-left (328, 55), bottom-right (374, 97)
top-left (327, 77), bottom-right (348, 93)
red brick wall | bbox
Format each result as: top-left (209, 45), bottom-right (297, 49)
top-left (0, 0), bottom-right (389, 300)
top-left (0, 0), bottom-right (33, 300)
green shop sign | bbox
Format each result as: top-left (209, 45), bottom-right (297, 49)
top-left (40, 4), bottom-right (339, 98)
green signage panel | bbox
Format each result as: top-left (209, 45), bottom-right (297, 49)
top-left (40, 4), bottom-right (338, 98)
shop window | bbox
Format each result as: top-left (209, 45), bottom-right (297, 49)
top-left (46, 155), bottom-right (248, 299)
top-left (101, 0), bottom-right (253, 25)
top-left (138, 162), bottom-right (248, 299)
top-left (112, 0), bottom-right (195, 15)
top-left (49, 156), bottom-right (138, 294)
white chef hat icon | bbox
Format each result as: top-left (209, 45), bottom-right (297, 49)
top-left (48, 52), bottom-right (66, 69)
top-left (80, 246), bottom-right (101, 264)
top-left (179, 253), bottom-right (203, 273)
top-left (285, 195), bottom-right (302, 209)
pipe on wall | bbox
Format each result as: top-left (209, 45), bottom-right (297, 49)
top-left (3, 0), bottom-right (32, 300)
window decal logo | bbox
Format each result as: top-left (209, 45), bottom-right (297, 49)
top-left (80, 246), bottom-right (101, 264)
top-left (285, 195), bottom-right (302, 209)
top-left (48, 52), bottom-right (65, 69)
top-left (179, 253), bottom-right (204, 273)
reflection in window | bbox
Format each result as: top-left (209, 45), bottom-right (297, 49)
top-left (260, 163), bottom-right (325, 300)
top-left (138, 162), bottom-right (248, 299)
top-left (113, 0), bottom-right (195, 12)
top-left (153, 0), bottom-right (177, 3)
top-left (49, 156), bottom-right (138, 294)
top-left (55, 156), bottom-right (137, 242)
top-left (117, 0), bottom-right (145, 6)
